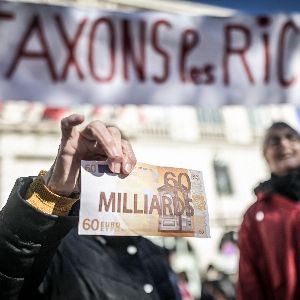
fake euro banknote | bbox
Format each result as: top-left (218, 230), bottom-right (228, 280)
top-left (79, 161), bottom-right (210, 238)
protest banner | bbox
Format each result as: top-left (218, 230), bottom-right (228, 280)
top-left (0, 2), bottom-right (299, 106)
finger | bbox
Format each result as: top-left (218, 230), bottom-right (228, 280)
top-left (61, 114), bottom-right (85, 139)
top-left (80, 121), bottom-right (122, 162)
top-left (121, 139), bottom-right (137, 174)
top-left (107, 127), bottom-right (123, 173)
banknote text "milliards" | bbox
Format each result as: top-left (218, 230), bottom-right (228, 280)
top-left (99, 192), bottom-right (195, 217)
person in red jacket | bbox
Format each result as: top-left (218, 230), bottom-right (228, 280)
top-left (237, 121), bottom-right (300, 300)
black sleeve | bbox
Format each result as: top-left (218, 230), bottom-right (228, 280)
top-left (0, 177), bottom-right (78, 300)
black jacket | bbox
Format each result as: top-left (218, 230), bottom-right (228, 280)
top-left (0, 177), bottom-right (181, 300)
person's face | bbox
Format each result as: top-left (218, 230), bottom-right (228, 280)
top-left (264, 127), bottom-right (300, 176)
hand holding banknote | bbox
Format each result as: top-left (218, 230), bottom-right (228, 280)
top-left (42, 114), bottom-right (137, 197)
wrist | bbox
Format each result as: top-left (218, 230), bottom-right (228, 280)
top-left (40, 170), bottom-right (75, 197)
top-left (46, 183), bottom-right (73, 197)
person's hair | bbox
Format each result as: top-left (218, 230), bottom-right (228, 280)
top-left (262, 121), bottom-right (299, 155)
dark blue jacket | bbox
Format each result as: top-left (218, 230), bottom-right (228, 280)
top-left (0, 177), bottom-right (181, 300)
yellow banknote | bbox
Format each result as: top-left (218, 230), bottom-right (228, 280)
top-left (79, 161), bottom-right (210, 238)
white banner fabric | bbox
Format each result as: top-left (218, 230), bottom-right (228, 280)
top-left (0, 2), bottom-right (300, 106)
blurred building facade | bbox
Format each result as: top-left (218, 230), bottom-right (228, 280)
top-left (1, 101), bottom-right (299, 277)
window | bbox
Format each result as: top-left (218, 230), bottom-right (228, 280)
top-left (213, 160), bottom-right (233, 196)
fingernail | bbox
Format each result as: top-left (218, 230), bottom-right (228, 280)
top-left (111, 147), bottom-right (119, 157)
top-left (124, 163), bottom-right (132, 173)
top-left (114, 163), bottom-right (121, 173)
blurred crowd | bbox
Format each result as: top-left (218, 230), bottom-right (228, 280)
top-left (163, 231), bottom-right (238, 300)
